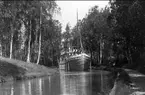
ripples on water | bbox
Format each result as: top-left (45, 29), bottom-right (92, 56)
top-left (0, 70), bottom-right (144, 95)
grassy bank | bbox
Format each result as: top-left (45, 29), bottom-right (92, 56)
top-left (0, 57), bottom-right (58, 83)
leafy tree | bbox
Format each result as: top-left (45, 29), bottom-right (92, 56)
top-left (40, 19), bottom-right (61, 66)
top-left (109, 0), bottom-right (145, 68)
top-left (71, 6), bottom-right (111, 66)
top-left (62, 23), bottom-right (71, 57)
top-left (0, 1), bottom-right (61, 67)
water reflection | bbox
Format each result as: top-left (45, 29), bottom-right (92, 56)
top-left (0, 70), bottom-right (115, 95)
top-left (28, 81), bottom-right (31, 95)
top-left (60, 71), bottom-right (92, 95)
top-left (10, 86), bottom-right (14, 95)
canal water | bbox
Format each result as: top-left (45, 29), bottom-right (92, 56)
top-left (1, 70), bottom-right (144, 95)
top-left (0, 70), bottom-right (114, 95)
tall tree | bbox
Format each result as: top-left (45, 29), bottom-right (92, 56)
top-left (0, 1), bottom-right (18, 59)
top-left (0, 0), bottom-right (62, 68)
top-left (71, 6), bottom-right (110, 66)
top-left (36, 6), bottom-right (42, 64)
top-left (36, 1), bottom-right (60, 65)
top-left (109, 0), bottom-right (145, 67)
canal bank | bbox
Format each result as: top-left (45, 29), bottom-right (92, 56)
top-left (125, 69), bottom-right (145, 93)
top-left (0, 57), bottom-right (58, 83)
top-left (108, 68), bottom-right (145, 95)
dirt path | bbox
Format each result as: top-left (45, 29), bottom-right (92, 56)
top-left (125, 69), bottom-right (145, 95)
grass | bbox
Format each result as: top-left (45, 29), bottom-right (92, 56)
top-left (0, 56), bottom-right (58, 83)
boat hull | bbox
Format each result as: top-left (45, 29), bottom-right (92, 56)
top-left (65, 54), bottom-right (90, 71)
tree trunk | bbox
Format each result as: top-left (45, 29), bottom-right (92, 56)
top-left (44, 56), bottom-right (46, 65)
top-left (27, 20), bottom-right (31, 62)
top-left (126, 40), bottom-right (132, 64)
top-left (128, 46), bottom-right (132, 64)
top-left (52, 45), bottom-right (54, 66)
top-left (36, 31), bottom-right (41, 65)
top-left (20, 21), bottom-right (26, 50)
top-left (35, 22), bottom-right (38, 44)
top-left (10, 23), bottom-right (14, 59)
top-left (90, 51), bottom-right (93, 70)
top-left (125, 51), bottom-right (129, 63)
top-left (100, 33), bottom-right (103, 65)
top-left (98, 48), bottom-right (100, 64)
top-left (35, 30), bottom-right (38, 44)
top-left (0, 41), bottom-right (2, 56)
top-left (36, 7), bottom-right (42, 65)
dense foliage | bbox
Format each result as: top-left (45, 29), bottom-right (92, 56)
top-left (1, 0), bottom-right (145, 71)
top-left (109, 0), bottom-right (145, 71)
top-left (71, 6), bottom-right (111, 66)
top-left (69, 0), bottom-right (145, 72)
top-left (0, 1), bottom-right (61, 67)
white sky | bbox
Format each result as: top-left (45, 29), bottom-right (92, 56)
top-left (54, 1), bottom-right (109, 32)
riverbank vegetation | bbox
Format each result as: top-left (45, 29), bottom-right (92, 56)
top-left (0, 0), bottom-right (62, 82)
top-left (0, 0), bottom-right (145, 82)
top-left (0, 1), bottom-right (61, 67)
top-left (0, 57), bottom-right (58, 82)
top-left (62, 0), bottom-right (145, 74)
top-left (108, 0), bottom-right (145, 73)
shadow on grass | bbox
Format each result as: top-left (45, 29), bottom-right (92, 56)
top-left (0, 60), bottom-right (26, 78)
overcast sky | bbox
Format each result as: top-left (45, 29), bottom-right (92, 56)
top-left (54, 1), bottom-right (109, 32)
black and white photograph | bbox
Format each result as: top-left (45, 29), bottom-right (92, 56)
top-left (0, 0), bottom-right (144, 95)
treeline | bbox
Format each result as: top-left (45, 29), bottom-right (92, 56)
top-left (0, 1), bottom-right (61, 67)
top-left (63, 0), bottom-right (145, 72)
top-left (71, 6), bottom-right (111, 67)
top-left (108, 0), bottom-right (145, 72)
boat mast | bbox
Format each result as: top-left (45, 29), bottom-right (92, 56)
top-left (77, 9), bottom-right (84, 53)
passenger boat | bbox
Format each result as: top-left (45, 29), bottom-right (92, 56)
top-left (63, 9), bottom-right (91, 71)
top-left (65, 53), bottom-right (90, 71)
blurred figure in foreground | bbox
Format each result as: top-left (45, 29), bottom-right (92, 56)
top-left (109, 68), bottom-right (132, 95)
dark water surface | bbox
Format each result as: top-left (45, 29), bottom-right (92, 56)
top-left (0, 70), bottom-right (114, 95)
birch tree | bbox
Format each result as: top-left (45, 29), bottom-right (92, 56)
top-left (36, 1), bottom-right (59, 64)
top-left (36, 6), bottom-right (42, 64)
